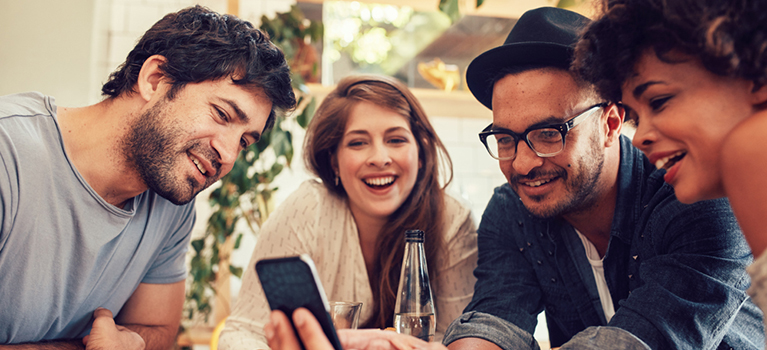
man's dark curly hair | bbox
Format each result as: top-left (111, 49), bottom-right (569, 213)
top-left (574, 0), bottom-right (767, 103)
top-left (101, 5), bottom-right (296, 131)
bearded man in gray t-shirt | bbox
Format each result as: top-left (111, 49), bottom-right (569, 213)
top-left (0, 6), bottom-right (296, 350)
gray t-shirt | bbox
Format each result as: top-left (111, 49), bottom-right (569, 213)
top-left (0, 92), bottom-right (196, 343)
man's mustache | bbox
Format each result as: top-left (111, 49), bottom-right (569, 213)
top-left (510, 168), bottom-right (566, 183)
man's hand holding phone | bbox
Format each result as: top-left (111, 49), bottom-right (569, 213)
top-left (265, 308), bottom-right (446, 350)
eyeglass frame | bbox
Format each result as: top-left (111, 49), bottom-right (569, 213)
top-left (479, 103), bottom-right (609, 160)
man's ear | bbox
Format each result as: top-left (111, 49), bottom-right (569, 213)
top-left (136, 55), bottom-right (168, 103)
top-left (603, 103), bottom-right (624, 147)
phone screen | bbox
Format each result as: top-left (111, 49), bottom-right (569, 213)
top-left (256, 255), bottom-right (343, 350)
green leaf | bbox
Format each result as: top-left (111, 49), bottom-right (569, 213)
top-left (438, 0), bottom-right (461, 23)
top-left (308, 22), bottom-right (324, 42)
top-left (191, 239), bottom-right (205, 253)
top-left (557, 0), bottom-right (578, 8)
top-left (229, 265), bottom-right (244, 278)
top-left (211, 245), bottom-right (220, 265)
top-left (297, 97), bottom-right (316, 128)
top-left (210, 186), bottom-right (222, 200)
top-left (234, 233), bottom-right (243, 249)
top-left (284, 131), bottom-right (294, 166)
top-left (271, 129), bottom-right (293, 161)
top-left (270, 162), bottom-right (285, 178)
top-left (256, 127), bottom-right (272, 152)
top-left (476, 0), bottom-right (484, 8)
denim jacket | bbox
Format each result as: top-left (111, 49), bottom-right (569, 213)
top-left (444, 136), bottom-right (764, 350)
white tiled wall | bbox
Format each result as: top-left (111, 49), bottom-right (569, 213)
top-left (98, 0), bottom-right (226, 96)
top-left (435, 115), bottom-right (508, 220)
top-left (97, 0), bottom-right (293, 103)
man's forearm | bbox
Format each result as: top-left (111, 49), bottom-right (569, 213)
top-left (115, 281), bottom-right (184, 350)
top-left (560, 327), bottom-right (650, 350)
top-left (123, 324), bottom-right (177, 350)
top-left (443, 312), bottom-right (539, 350)
top-left (0, 340), bottom-right (84, 350)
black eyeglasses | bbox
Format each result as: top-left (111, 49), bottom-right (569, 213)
top-left (479, 103), bottom-right (608, 160)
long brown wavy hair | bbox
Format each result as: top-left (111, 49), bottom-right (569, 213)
top-left (303, 74), bottom-right (452, 329)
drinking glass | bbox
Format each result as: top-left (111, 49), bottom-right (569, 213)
top-left (328, 301), bottom-right (362, 329)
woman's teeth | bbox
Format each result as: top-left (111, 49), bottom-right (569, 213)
top-left (655, 151), bottom-right (686, 170)
top-left (365, 176), bottom-right (395, 186)
top-left (192, 157), bottom-right (207, 175)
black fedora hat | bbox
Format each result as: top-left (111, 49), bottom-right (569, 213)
top-left (466, 7), bottom-right (590, 110)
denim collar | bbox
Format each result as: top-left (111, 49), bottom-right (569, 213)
top-left (609, 136), bottom-right (658, 245)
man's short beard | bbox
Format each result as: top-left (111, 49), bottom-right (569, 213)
top-left (122, 99), bottom-right (198, 205)
top-left (522, 130), bottom-right (605, 219)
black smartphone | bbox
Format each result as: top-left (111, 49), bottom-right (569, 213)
top-left (255, 254), bottom-right (343, 350)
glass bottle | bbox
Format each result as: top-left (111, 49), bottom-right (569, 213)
top-left (393, 229), bottom-right (436, 341)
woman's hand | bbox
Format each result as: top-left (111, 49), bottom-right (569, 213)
top-left (339, 328), bottom-right (443, 350)
top-left (265, 309), bottom-right (447, 350)
top-left (265, 309), bottom-right (330, 350)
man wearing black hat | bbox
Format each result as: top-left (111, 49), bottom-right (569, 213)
top-left (443, 6), bottom-right (763, 350)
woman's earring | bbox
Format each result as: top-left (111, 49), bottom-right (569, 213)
top-left (335, 175), bottom-right (340, 186)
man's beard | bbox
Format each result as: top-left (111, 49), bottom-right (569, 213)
top-left (123, 98), bottom-right (221, 205)
top-left (513, 131), bottom-right (605, 219)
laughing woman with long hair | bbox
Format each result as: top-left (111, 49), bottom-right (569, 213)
top-left (218, 75), bottom-right (478, 349)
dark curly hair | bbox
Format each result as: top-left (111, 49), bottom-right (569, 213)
top-left (574, 0), bottom-right (767, 103)
top-left (101, 5), bottom-right (296, 131)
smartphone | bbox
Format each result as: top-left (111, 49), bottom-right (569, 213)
top-left (256, 255), bottom-right (343, 350)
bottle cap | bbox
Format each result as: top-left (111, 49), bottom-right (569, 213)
top-left (405, 229), bottom-right (424, 242)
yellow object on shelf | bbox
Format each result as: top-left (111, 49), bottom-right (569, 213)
top-left (417, 58), bottom-right (461, 92)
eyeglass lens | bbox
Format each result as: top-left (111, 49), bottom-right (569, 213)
top-left (486, 128), bottom-right (563, 159)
